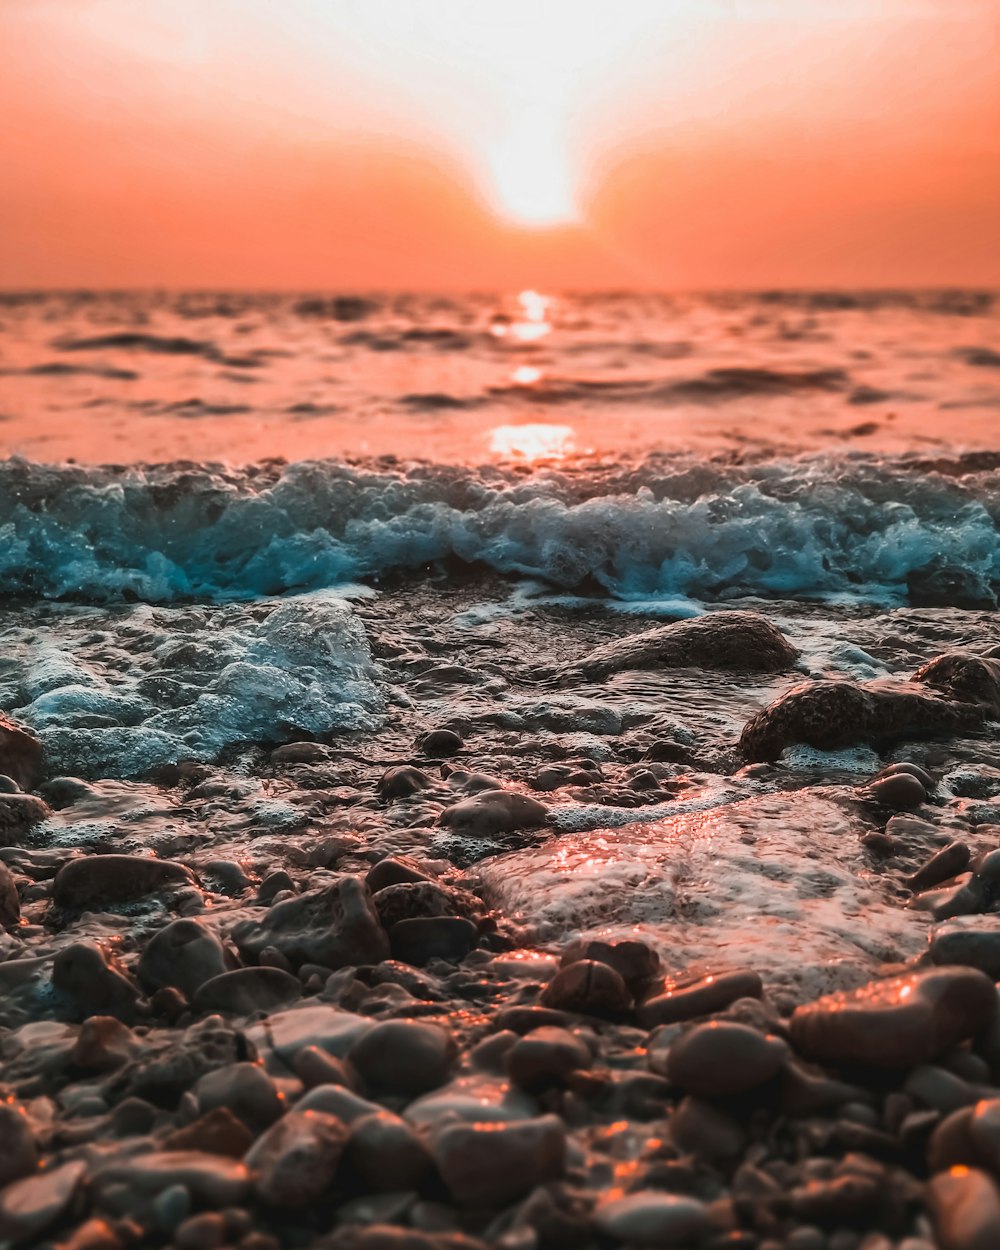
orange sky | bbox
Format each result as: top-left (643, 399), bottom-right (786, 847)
top-left (1, 0), bottom-right (998, 289)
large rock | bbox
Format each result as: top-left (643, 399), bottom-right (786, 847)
top-left (138, 918), bottom-right (229, 998)
top-left (661, 1022), bottom-right (788, 1096)
top-left (232, 876), bottom-right (388, 971)
top-left (348, 1020), bottom-right (456, 1095)
top-left (192, 967), bottom-right (301, 1015)
top-left (245, 1109), bottom-right (347, 1206)
top-left (562, 611), bottom-right (797, 682)
top-left (927, 1166), bottom-right (1000, 1250)
top-left (0, 1159), bottom-right (85, 1245)
top-left (53, 854), bottom-right (195, 909)
top-left (438, 790), bottom-right (548, 838)
top-left (432, 1115), bottom-right (565, 1206)
top-left (0, 714), bottom-right (43, 790)
top-left (92, 1151), bottom-right (250, 1206)
top-left (790, 967), bottom-right (998, 1069)
top-left (740, 653), bottom-right (1000, 762)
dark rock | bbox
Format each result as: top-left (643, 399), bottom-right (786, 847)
top-left (0, 793), bottom-right (53, 840)
top-left (377, 767), bottom-right (434, 799)
top-left (0, 1159), bottom-right (86, 1246)
top-left (192, 967), bottom-right (301, 1015)
top-left (915, 653), bottom-right (1000, 712)
top-left (439, 789), bottom-right (548, 836)
top-left (163, 1107), bottom-right (255, 1158)
top-left (861, 772), bottom-right (927, 809)
top-left (908, 843), bottom-right (972, 894)
top-left (929, 920), bottom-right (1000, 979)
top-left (927, 1165), bottom-right (1000, 1250)
top-left (660, 1021), bottom-right (788, 1095)
top-left (560, 938), bottom-right (660, 995)
top-left (564, 611), bottom-right (797, 682)
top-left (389, 917), bottom-right (478, 966)
top-left (138, 918), bottom-right (229, 999)
top-left (53, 854), bottom-right (195, 909)
top-left (109, 1021), bottom-right (257, 1109)
top-left (70, 1016), bottom-right (140, 1072)
top-left (504, 1027), bottom-right (593, 1092)
top-left (494, 1005), bottom-right (573, 1034)
top-left (348, 1020), bottom-right (456, 1095)
top-left (232, 875), bottom-right (389, 971)
top-left (0, 1103), bottom-right (37, 1186)
top-left (245, 1109), bottom-right (347, 1206)
top-left (419, 729), bottom-right (464, 758)
top-left (344, 1111), bottom-right (433, 1191)
top-left (0, 861), bottom-right (20, 928)
top-left (270, 742), bottom-right (330, 764)
top-left (669, 1095), bottom-right (746, 1162)
top-left (432, 1115), bottom-right (565, 1206)
top-left (639, 969), bottom-right (763, 1028)
top-left (0, 713), bottom-right (43, 790)
top-left (52, 942), bottom-right (139, 1019)
top-left (372, 880), bottom-right (478, 930)
top-left (541, 960), bottom-right (632, 1017)
top-left (789, 967), bottom-right (998, 1068)
top-left (595, 1192), bottom-right (713, 1245)
top-left (366, 857), bottom-right (434, 892)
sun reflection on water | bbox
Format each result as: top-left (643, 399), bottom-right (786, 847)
top-left (489, 423), bottom-right (575, 460)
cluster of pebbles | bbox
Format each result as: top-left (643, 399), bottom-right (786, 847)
top-left (2, 603), bottom-right (1000, 1250)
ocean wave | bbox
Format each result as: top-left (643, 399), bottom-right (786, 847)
top-left (0, 454), bottom-right (997, 607)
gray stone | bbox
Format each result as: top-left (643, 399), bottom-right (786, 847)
top-left (661, 1022), bottom-right (788, 1095)
top-left (0, 1159), bottom-right (86, 1245)
top-left (138, 918), bottom-right (229, 999)
top-left (595, 1192), bottom-right (713, 1245)
top-left (0, 1104), bottom-right (37, 1187)
top-left (348, 1021), bottom-right (456, 1095)
top-left (245, 1109), bottom-right (347, 1206)
top-left (192, 967), bottom-right (301, 1015)
top-left (432, 1115), bottom-right (565, 1206)
top-left (53, 854), bottom-right (195, 908)
top-left (927, 1165), bottom-right (1000, 1250)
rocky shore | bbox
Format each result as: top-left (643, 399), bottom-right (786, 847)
top-left (2, 589), bottom-right (1000, 1250)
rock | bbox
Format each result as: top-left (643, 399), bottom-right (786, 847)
top-left (52, 942), bottom-right (139, 1019)
top-left (389, 917), bottom-right (478, 966)
top-left (915, 653), bottom-right (1000, 712)
top-left (669, 1095), bottom-right (746, 1162)
top-left (638, 969), bottom-right (763, 1028)
top-left (564, 611), bottom-right (797, 682)
top-left (739, 674), bottom-right (985, 762)
top-left (595, 1192), bottom-right (713, 1245)
top-left (247, 1005), bottom-right (372, 1064)
top-left (348, 1021), bottom-right (456, 1095)
top-left (257, 871), bottom-right (295, 903)
top-left (504, 1026), bottom-right (593, 1092)
top-left (270, 742), bottom-right (330, 765)
top-left (163, 1108), bottom-right (254, 1158)
top-left (53, 855), bottom-right (195, 909)
top-left (0, 1104), bottom-right (37, 1187)
top-left (432, 1115), bottom-right (565, 1206)
top-left (92, 1152), bottom-right (250, 1207)
top-left (245, 1109), bottom-right (347, 1206)
top-left (789, 967), bottom-right (998, 1068)
top-left (0, 793), bottom-right (53, 840)
top-left (541, 960), bottom-right (632, 1017)
top-left (366, 857), bottom-right (434, 892)
top-left (320, 1228), bottom-right (486, 1250)
top-left (861, 772), bottom-right (928, 809)
top-left (438, 790), bottom-right (548, 837)
top-left (196, 1062), bottom-right (284, 1130)
top-left (344, 1111), bottom-right (433, 1191)
top-left (660, 1022), bottom-right (788, 1095)
top-left (70, 1016), bottom-right (141, 1072)
top-left (372, 881), bottom-right (476, 930)
top-left (377, 768), bottom-right (434, 800)
top-left (0, 713), bottom-right (43, 790)
top-left (419, 729), bottom-right (464, 758)
top-left (909, 844), bottom-right (973, 895)
top-left (232, 876), bottom-right (389, 971)
top-left (296, 1085), bottom-right (382, 1122)
top-left (0, 861), bottom-right (20, 927)
top-left (560, 938), bottom-right (660, 995)
top-left (405, 1076), bottom-right (538, 1126)
top-left (138, 918), bottom-right (229, 999)
top-left (109, 1020), bottom-right (257, 1109)
top-left (929, 920), bottom-right (1000, 979)
top-left (0, 1159), bottom-right (86, 1245)
top-left (192, 968), bottom-right (301, 1015)
top-left (927, 1166), bottom-right (1000, 1250)
top-left (293, 1048), bottom-right (357, 1090)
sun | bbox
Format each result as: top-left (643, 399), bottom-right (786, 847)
top-left (488, 107), bottom-right (578, 226)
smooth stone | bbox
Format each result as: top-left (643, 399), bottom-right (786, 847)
top-left (910, 878), bottom-right (983, 922)
top-left (138, 919), bottom-right (229, 999)
top-left (789, 967), bottom-right (999, 1068)
top-left (257, 871), bottom-right (295, 903)
top-left (245, 1109), bottom-right (348, 1206)
top-left (0, 793), bottom-right (51, 839)
top-left (270, 742), bottom-right (330, 765)
top-left (669, 1096), bottom-right (747, 1162)
top-left (373, 881), bottom-right (472, 929)
top-left (908, 843), bottom-right (972, 894)
top-left (639, 969), bottom-right (764, 1028)
top-left (927, 1166), bottom-right (1000, 1250)
top-left (432, 1115), bottom-right (565, 1206)
top-left (162, 1108), bottom-right (254, 1159)
top-left (348, 1021), bottom-right (456, 1096)
top-left (366, 856), bottom-right (434, 891)
top-left (232, 876), bottom-right (389, 971)
top-left (196, 1062), bottom-right (284, 1130)
top-left (438, 790), bottom-right (548, 837)
top-left (0, 1105), bottom-right (37, 1187)
top-left (904, 1065), bottom-right (978, 1115)
top-left (559, 938), bottom-right (660, 994)
top-left (377, 768), bottom-right (434, 800)
top-left (70, 1016), bottom-right (141, 1072)
top-left (53, 855), bottom-right (195, 908)
top-left (192, 968), bottom-right (301, 1015)
top-left (247, 1005), bottom-right (373, 1064)
top-left (540, 960), bottom-right (632, 1017)
top-left (0, 1159), bottom-right (86, 1245)
top-left (292, 1047), bottom-right (356, 1090)
top-left (494, 1006), bottom-right (572, 1035)
top-left (389, 917), bottom-right (478, 966)
top-left (52, 942), bottom-right (139, 1017)
top-left (0, 861), bottom-right (20, 927)
top-left (345, 1111), bottom-right (434, 1191)
top-left (0, 714), bottom-right (43, 790)
top-left (863, 773), bottom-right (927, 809)
top-left (92, 1152), bottom-right (250, 1206)
top-left (929, 920), bottom-right (1000, 979)
top-left (504, 1027), bottom-right (592, 1092)
top-left (661, 1022), bottom-right (788, 1095)
top-left (595, 1192), bottom-right (713, 1245)
top-left (297, 1084), bottom-right (383, 1122)
top-left (419, 729), bottom-right (464, 758)
top-left (968, 1099), bottom-right (1000, 1175)
top-left (405, 1076), bottom-right (538, 1126)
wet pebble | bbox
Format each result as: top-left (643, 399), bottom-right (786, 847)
top-left (0, 1159), bottom-right (86, 1245)
top-left (344, 1111), bottom-right (434, 1191)
top-left (541, 960), bottom-right (632, 1017)
top-left (70, 1015), bottom-right (141, 1072)
top-left (419, 729), bottom-right (464, 758)
top-left (861, 771), bottom-right (927, 809)
top-left (432, 1114), bottom-right (565, 1206)
top-left (163, 1109), bottom-right (254, 1158)
top-left (52, 942), bottom-right (139, 1019)
top-left (928, 919), bottom-right (1000, 979)
top-left (245, 1109), bottom-right (348, 1206)
top-left (377, 767), bottom-right (434, 799)
top-left (560, 937), bottom-right (660, 995)
top-left (595, 1192), bottom-right (713, 1245)
top-left (789, 967), bottom-right (998, 1068)
top-left (907, 843), bottom-right (972, 895)
top-left (0, 1103), bottom-right (37, 1186)
top-left (366, 856), bottom-right (434, 892)
top-left (195, 1061), bottom-right (284, 1130)
top-left (0, 715), bottom-right (43, 790)
top-left (638, 969), bottom-right (764, 1028)
top-left (927, 1165), bottom-right (1000, 1250)
top-left (0, 860), bottom-right (20, 927)
top-left (138, 918), bottom-right (229, 999)
top-left (669, 1096), bottom-right (747, 1163)
top-left (438, 789), bottom-right (548, 837)
top-left (348, 1020), bottom-right (456, 1095)
top-left (93, 1151), bottom-right (251, 1207)
top-left (660, 1021), bottom-right (788, 1095)
top-left (53, 854), bottom-right (195, 908)
top-left (504, 1026), bottom-right (593, 1092)
top-left (192, 967), bottom-right (302, 1015)
top-left (389, 917), bottom-right (478, 966)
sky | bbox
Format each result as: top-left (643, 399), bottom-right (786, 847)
top-left (1, 0), bottom-right (998, 290)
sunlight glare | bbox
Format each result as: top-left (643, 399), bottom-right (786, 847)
top-left (490, 423), bottom-right (574, 460)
